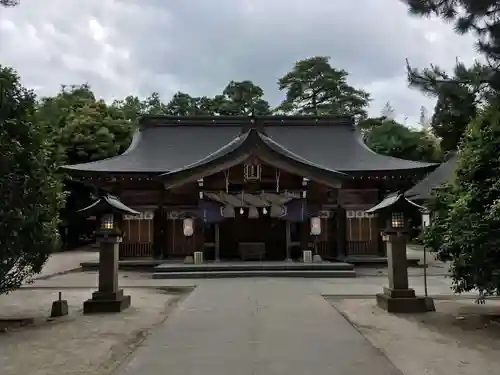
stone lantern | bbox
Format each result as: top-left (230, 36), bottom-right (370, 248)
top-left (78, 195), bottom-right (140, 314)
top-left (366, 193), bottom-right (435, 313)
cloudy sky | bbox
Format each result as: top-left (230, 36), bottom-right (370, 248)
top-left (0, 0), bottom-right (479, 125)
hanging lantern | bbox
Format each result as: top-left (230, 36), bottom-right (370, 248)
top-left (240, 207), bottom-right (244, 215)
top-left (101, 213), bottom-right (114, 230)
top-left (262, 207), bottom-right (268, 215)
top-left (310, 217), bottom-right (321, 236)
top-left (248, 206), bottom-right (259, 219)
top-left (421, 210), bottom-right (431, 229)
top-left (183, 218), bottom-right (194, 237)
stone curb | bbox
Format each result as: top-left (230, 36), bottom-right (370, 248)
top-left (29, 267), bottom-right (82, 281)
top-left (323, 294), bottom-right (500, 300)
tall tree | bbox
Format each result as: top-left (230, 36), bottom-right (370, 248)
top-left (402, 1), bottom-right (499, 150)
top-left (37, 85), bottom-right (135, 165)
top-left (37, 85), bottom-right (136, 249)
top-left (403, 1), bottom-right (500, 89)
top-left (422, 103), bottom-right (500, 298)
top-left (406, 61), bottom-right (481, 151)
top-left (360, 117), bottom-right (442, 162)
top-left (0, 65), bottom-right (64, 294)
top-left (58, 100), bottom-right (135, 165)
top-left (430, 87), bottom-right (477, 152)
top-left (215, 80), bottom-right (271, 115)
top-left (110, 95), bottom-right (146, 123)
top-left (276, 56), bottom-right (370, 120)
top-left (166, 92), bottom-right (218, 116)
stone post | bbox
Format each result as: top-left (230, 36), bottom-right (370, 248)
top-left (376, 233), bottom-right (435, 313)
top-left (83, 232), bottom-right (131, 314)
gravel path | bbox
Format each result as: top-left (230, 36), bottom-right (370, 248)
top-left (0, 288), bottom-right (185, 375)
top-left (330, 298), bottom-right (500, 375)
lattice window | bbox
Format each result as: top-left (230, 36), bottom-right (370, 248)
top-left (244, 163), bottom-right (261, 181)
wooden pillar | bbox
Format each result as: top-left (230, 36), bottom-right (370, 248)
top-left (336, 206), bottom-right (347, 259)
top-left (215, 223), bottom-right (220, 262)
top-left (153, 189), bottom-right (167, 259)
top-left (152, 207), bottom-right (163, 259)
top-left (285, 221), bottom-right (292, 261)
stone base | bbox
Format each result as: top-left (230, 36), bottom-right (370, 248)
top-left (312, 254), bottom-right (323, 263)
top-left (376, 288), bottom-right (435, 313)
top-left (50, 300), bottom-right (69, 318)
top-left (83, 290), bottom-right (131, 314)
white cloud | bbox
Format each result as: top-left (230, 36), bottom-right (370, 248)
top-left (0, 0), bottom-right (479, 126)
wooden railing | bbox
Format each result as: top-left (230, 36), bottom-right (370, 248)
top-left (120, 242), bottom-right (153, 258)
top-left (316, 241), bottom-right (336, 259)
top-left (346, 240), bottom-right (378, 256)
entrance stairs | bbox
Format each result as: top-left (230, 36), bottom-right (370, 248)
top-left (151, 261), bottom-right (356, 279)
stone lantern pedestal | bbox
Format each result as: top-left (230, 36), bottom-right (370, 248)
top-left (376, 233), bottom-right (435, 313)
top-left (83, 231), bottom-right (131, 314)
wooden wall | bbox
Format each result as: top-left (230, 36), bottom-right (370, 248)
top-left (113, 161), bottom-right (385, 258)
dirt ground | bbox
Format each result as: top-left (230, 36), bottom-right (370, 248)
top-left (0, 287), bottom-right (191, 375)
top-left (330, 298), bottom-right (500, 375)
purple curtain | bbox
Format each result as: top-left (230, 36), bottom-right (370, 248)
top-left (199, 200), bottom-right (224, 223)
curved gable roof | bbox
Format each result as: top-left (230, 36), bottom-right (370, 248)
top-left (159, 128), bottom-right (348, 189)
top-left (62, 115), bottom-right (437, 177)
top-left (62, 125), bottom-right (242, 174)
top-left (264, 125), bottom-right (436, 174)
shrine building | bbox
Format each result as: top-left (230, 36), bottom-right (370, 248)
top-left (63, 115), bottom-right (437, 261)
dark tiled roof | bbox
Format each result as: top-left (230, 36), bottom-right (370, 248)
top-left (63, 125), bottom-right (242, 173)
top-left (404, 154), bottom-right (458, 201)
top-left (264, 126), bottom-right (435, 173)
top-left (78, 195), bottom-right (140, 216)
top-left (62, 115), bottom-right (437, 175)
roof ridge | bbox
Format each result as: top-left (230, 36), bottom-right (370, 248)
top-left (139, 115), bottom-right (354, 129)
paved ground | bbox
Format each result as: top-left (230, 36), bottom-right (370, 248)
top-left (5, 250), bottom-right (496, 374)
top-left (28, 269), bottom-right (475, 299)
top-left (115, 279), bottom-right (402, 375)
top-left (30, 250), bottom-right (99, 280)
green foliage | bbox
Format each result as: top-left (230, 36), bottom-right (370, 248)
top-left (166, 92), bottom-right (218, 116)
top-left (431, 88), bottom-right (477, 152)
top-left (276, 56), bottom-right (370, 120)
top-left (406, 61), bottom-right (483, 151)
top-left (165, 81), bottom-right (271, 116)
top-left (58, 100), bottom-right (135, 164)
top-left (38, 85), bottom-right (136, 165)
top-left (216, 80), bottom-right (271, 115)
top-left (0, 65), bottom-right (65, 295)
top-left (359, 117), bottom-right (443, 162)
top-left (422, 104), bottom-right (500, 296)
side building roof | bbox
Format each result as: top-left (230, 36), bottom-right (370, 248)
top-left (62, 115), bottom-right (437, 178)
top-left (404, 153), bottom-right (458, 201)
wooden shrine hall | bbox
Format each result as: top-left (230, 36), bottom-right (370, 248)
top-left (64, 115), bottom-right (436, 262)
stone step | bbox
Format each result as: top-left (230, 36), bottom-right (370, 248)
top-left (151, 269), bottom-right (356, 279)
top-left (153, 262), bottom-right (354, 273)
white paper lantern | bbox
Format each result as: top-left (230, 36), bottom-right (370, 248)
top-left (183, 218), bottom-right (194, 237)
top-left (310, 217), bottom-right (321, 236)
